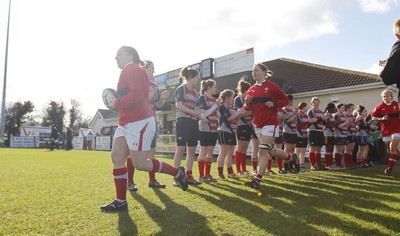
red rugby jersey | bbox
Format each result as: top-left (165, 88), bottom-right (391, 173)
top-left (245, 80), bottom-right (289, 128)
top-left (115, 64), bottom-right (153, 125)
top-left (371, 101), bottom-right (400, 136)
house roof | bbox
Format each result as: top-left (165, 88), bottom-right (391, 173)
top-left (263, 58), bottom-right (382, 94)
top-left (97, 109), bottom-right (119, 119)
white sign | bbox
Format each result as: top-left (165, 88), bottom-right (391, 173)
top-left (10, 137), bottom-right (38, 148)
top-left (96, 136), bottom-right (111, 151)
top-left (72, 136), bottom-right (83, 150)
top-left (214, 48), bottom-right (254, 78)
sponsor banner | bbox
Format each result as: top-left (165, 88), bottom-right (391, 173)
top-left (154, 73), bottom-right (167, 90)
top-left (72, 136), bottom-right (83, 150)
top-left (96, 136), bottom-right (111, 151)
top-left (165, 68), bottom-right (182, 88)
top-left (10, 136), bottom-right (38, 148)
top-left (156, 134), bottom-right (177, 153)
top-left (214, 48), bottom-right (254, 78)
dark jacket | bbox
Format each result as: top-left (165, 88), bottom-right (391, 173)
top-left (380, 39), bottom-right (400, 89)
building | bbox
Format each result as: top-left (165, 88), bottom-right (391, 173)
top-left (89, 109), bottom-right (118, 137)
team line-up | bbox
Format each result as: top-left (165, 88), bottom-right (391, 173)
top-left (99, 44), bottom-right (400, 212)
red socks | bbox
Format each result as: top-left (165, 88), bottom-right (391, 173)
top-left (315, 153), bottom-right (322, 169)
top-left (205, 158), bottom-right (212, 176)
top-left (198, 160), bottom-right (205, 177)
top-left (240, 153), bottom-right (248, 172)
top-left (388, 154), bottom-right (398, 169)
top-left (218, 167), bottom-right (223, 176)
top-left (234, 151), bottom-right (241, 173)
top-left (325, 153), bottom-right (333, 167)
top-left (309, 152), bottom-right (315, 167)
top-left (344, 153), bottom-right (352, 167)
top-left (252, 159), bottom-right (258, 171)
top-left (276, 156), bottom-right (283, 170)
top-left (235, 151), bottom-right (248, 173)
top-left (335, 153), bottom-right (342, 167)
top-left (150, 159), bottom-right (178, 176)
top-left (113, 168), bottom-right (127, 201)
top-left (267, 157), bottom-right (272, 171)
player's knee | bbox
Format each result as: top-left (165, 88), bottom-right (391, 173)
top-left (259, 143), bottom-right (275, 156)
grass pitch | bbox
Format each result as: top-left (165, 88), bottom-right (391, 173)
top-left (0, 148), bottom-right (399, 235)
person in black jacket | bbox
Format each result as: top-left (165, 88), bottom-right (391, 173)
top-left (50, 125), bottom-right (59, 151)
top-left (380, 18), bottom-right (400, 99)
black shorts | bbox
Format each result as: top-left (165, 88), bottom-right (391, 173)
top-left (199, 132), bottom-right (218, 146)
top-left (356, 136), bottom-right (368, 146)
top-left (308, 131), bottom-right (324, 147)
top-left (324, 136), bottom-right (335, 146)
top-left (274, 134), bottom-right (284, 144)
top-left (218, 130), bottom-right (237, 145)
top-left (347, 135), bottom-right (356, 144)
top-left (296, 137), bottom-right (308, 148)
top-left (176, 117), bottom-right (199, 147)
top-left (236, 125), bottom-right (256, 141)
top-left (335, 136), bottom-right (347, 146)
top-left (283, 133), bottom-right (297, 144)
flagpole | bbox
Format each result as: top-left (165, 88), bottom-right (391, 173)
top-left (0, 0), bottom-right (11, 147)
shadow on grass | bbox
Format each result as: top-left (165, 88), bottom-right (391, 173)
top-left (188, 168), bottom-right (400, 235)
top-left (188, 185), bottom-right (329, 235)
top-left (117, 210), bottom-right (137, 236)
top-left (130, 189), bottom-right (216, 236)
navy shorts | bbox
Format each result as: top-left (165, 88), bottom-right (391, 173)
top-left (218, 130), bottom-right (237, 145)
top-left (356, 136), bottom-right (368, 146)
top-left (296, 137), bottom-right (308, 148)
top-left (176, 117), bottom-right (199, 147)
top-left (199, 131), bottom-right (218, 146)
top-left (347, 135), bottom-right (356, 144)
top-left (236, 125), bottom-right (256, 141)
top-left (324, 136), bottom-right (335, 146)
top-left (335, 136), bottom-right (347, 146)
top-left (275, 134), bottom-right (284, 144)
top-left (308, 131), bottom-right (324, 147)
top-left (283, 133), bottom-right (297, 144)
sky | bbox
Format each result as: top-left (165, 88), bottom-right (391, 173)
top-left (0, 0), bottom-right (399, 120)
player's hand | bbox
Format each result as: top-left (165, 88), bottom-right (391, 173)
top-left (216, 97), bottom-right (223, 106)
top-left (160, 90), bottom-right (170, 100)
top-left (382, 114), bottom-right (389, 120)
top-left (309, 117), bottom-right (318, 123)
top-left (195, 109), bottom-right (205, 116)
top-left (379, 59), bottom-right (387, 67)
top-left (265, 101), bottom-right (274, 108)
top-left (244, 96), bottom-right (252, 105)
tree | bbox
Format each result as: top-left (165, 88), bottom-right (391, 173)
top-left (41, 101), bottom-right (66, 134)
top-left (5, 101), bottom-right (35, 136)
top-left (68, 99), bottom-right (83, 136)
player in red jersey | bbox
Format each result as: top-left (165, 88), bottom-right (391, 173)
top-left (100, 46), bottom-right (188, 212)
top-left (244, 63), bottom-right (296, 189)
top-left (371, 89), bottom-right (400, 176)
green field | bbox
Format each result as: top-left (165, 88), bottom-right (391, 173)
top-left (0, 148), bottom-right (399, 235)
